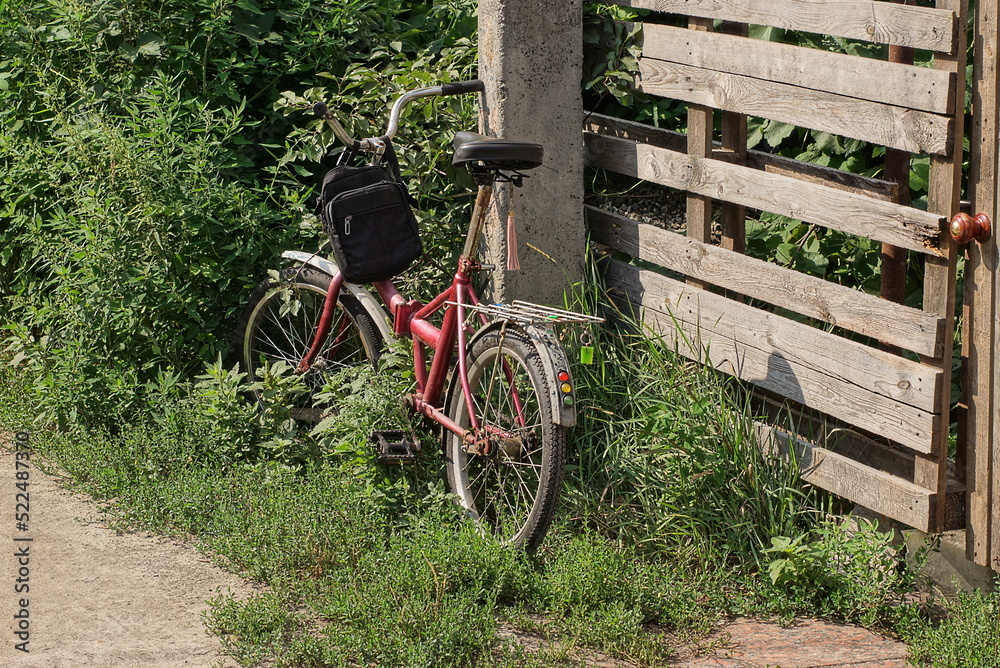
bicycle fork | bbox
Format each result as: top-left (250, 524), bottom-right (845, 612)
top-left (295, 270), bottom-right (347, 374)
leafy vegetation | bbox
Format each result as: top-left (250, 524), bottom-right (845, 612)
top-left (0, 290), bottom-right (934, 667)
top-left (1, 0), bottom-right (478, 427)
top-left (1, 1), bottom-right (997, 666)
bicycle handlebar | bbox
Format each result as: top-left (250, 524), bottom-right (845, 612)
top-left (314, 80), bottom-right (484, 151)
top-left (440, 80), bottom-right (485, 96)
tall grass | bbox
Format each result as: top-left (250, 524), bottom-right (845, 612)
top-left (560, 259), bottom-right (822, 564)
top-left (0, 265), bottom-right (969, 665)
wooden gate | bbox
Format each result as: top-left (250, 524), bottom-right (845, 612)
top-left (585, 0), bottom-right (968, 536)
top-left (965, 0), bottom-right (1000, 570)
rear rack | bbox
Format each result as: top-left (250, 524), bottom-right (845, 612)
top-left (446, 300), bottom-right (604, 326)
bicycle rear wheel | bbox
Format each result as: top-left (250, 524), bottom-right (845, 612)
top-left (445, 327), bottom-right (566, 552)
top-left (235, 266), bottom-right (383, 420)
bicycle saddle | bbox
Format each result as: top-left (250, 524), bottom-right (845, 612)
top-left (451, 132), bottom-right (543, 170)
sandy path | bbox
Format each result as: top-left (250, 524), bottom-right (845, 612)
top-left (0, 435), bottom-right (253, 667)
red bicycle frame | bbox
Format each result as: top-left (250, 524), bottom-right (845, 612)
top-left (298, 184), bottom-right (514, 443)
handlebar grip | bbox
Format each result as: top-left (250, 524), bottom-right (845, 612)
top-left (313, 101), bottom-right (329, 117)
top-left (440, 80), bottom-right (484, 96)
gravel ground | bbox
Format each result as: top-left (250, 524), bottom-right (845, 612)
top-left (587, 180), bottom-right (688, 230)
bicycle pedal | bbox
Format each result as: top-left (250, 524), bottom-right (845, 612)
top-left (370, 430), bottom-right (420, 464)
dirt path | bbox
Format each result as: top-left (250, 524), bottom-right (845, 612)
top-left (0, 438), bottom-right (254, 667)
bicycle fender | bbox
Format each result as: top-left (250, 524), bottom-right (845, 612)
top-left (466, 321), bottom-right (577, 428)
top-left (280, 250), bottom-right (393, 342)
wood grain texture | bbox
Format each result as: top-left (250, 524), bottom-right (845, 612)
top-left (605, 259), bottom-right (942, 453)
top-left (949, 0), bottom-right (1000, 569)
top-left (584, 114), bottom-right (900, 201)
top-left (638, 59), bottom-right (953, 155)
top-left (913, 0), bottom-right (965, 535)
top-left (608, 0), bottom-right (957, 52)
top-left (586, 132), bottom-right (946, 254)
top-left (586, 205), bottom-right (946, 357)
top-left (718, 19), bottom-right (748, 255)
top-left (685, 15), bottom-right (715, 270)
top-left (641, 22), bottom-right (956, 114)
top-left (968, 0), bottom-right (999, 569)
top-left (757, 423), bottom-right (934, 532)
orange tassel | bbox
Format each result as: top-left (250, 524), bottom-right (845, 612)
top-left (506, 209), bottom-right (520, 271)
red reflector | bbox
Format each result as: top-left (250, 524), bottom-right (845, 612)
top-left (558, 371), bottom-right (570, 382)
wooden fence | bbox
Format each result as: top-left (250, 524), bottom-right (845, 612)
top-left (585, 0), bottom-right (968, 538)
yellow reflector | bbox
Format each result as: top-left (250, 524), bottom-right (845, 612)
top-left (561, 383), bottom-right (572, 394)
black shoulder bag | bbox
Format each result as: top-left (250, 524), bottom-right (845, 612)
top-left (314, 139), bottom-right (422, 283)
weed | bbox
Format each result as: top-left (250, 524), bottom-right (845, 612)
top-left (905, 585), bottom-right (1000, 668)
top-left (560, 259), bottom-right (822, 564)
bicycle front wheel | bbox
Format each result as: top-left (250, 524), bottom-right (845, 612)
top-left (445, 327), bottom-right (566, 552)
top-left (235, 266), bottom-right (384, 420)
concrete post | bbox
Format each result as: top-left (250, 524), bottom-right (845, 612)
top-left (478, 0), bottom-right (585, 306)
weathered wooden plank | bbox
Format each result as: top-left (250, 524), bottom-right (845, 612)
top-left (604, 259), bottom-right (941, 452)
top-left (686, 16), bottom-right (714, 290)
top-left (718, 19), bottom-right (748, 255)
top-left (638, 59), bottom-right (953, 155)
top-left (608, 0), bottom-right (957, 53)
top-left (641, 22), bottom-right (956, 114)
top-left (968, 0), bottom-right (999, 568)
top-left (586, 132), bottom-right (946, 255)
top-left (914, 0), bottom-right (965, 535)
top-left (584, 114), bottom-right (900, 201)
top-left (878, 0), bottom-right (917, 349)
top-left (756, 423), bottom-right (935, 532)
top-left (754, 396), bottom-right (965, 531)
top-left (586, 205), bottom-right (946, 357)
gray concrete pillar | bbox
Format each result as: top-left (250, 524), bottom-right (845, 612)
top-left (478, 0), bottom-right (585, 306)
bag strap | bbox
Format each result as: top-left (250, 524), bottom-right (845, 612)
top-left (378, 136), bottom-right (419, 207)
top-left (378, 136), bottom-right (404, 182)
top-left (337, 140), bottom-right (362, 167)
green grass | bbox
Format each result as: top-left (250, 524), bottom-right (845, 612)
top-left (904, 586), bottom-right (1000, 668)
top-left (2, 286), bottom-right (998, 667)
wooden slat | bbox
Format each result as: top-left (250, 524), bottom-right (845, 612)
top-left (605, 259), bottom-right (942, 453)
top-left (686, 16), bottom-right (714, 289)
top-left (608, 0), bottom-right (957, 53)
top-left (719, 20), bottom-right (748, 255)
top-left (755, 397), bottom-right (965, 531)
top-left (584, 114), bottom-right (900, 202)
top-left (966, 0), bottom-right (998, 567)
top-left (586, 205), bottom-right (946, 357)
top-left (586, 132), bottom-right (946, 255)
top-left (638, 59), bottom-right (953, 155)
top-left (642, 23), bottom-right (956, 114)
top-left (756, 423), bottom-right (935, 532)
top-left (914, 0), bottom-right (965, 536)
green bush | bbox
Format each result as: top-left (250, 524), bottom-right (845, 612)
top-left (1, 0), bottom-right (478, 426)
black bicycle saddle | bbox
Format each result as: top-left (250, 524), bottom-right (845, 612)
top-left (451, 132), bottom-right (543, 170)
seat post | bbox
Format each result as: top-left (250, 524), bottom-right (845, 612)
top-left (460, 184), bottom-right (494, 261)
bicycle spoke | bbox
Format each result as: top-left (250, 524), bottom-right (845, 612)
top-left (241, 272), bottom-right (381, 421)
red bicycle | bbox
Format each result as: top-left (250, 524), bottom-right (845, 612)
top-left (235, 81), bottom-right (599, 551)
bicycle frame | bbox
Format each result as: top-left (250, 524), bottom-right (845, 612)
top-left (297, 183), bottom-right (502, 443)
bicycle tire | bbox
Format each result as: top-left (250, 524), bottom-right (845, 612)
top-left (444, 327), bottom-right (566, 552)
top-left (235, 266), bottom-right (384, 420)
